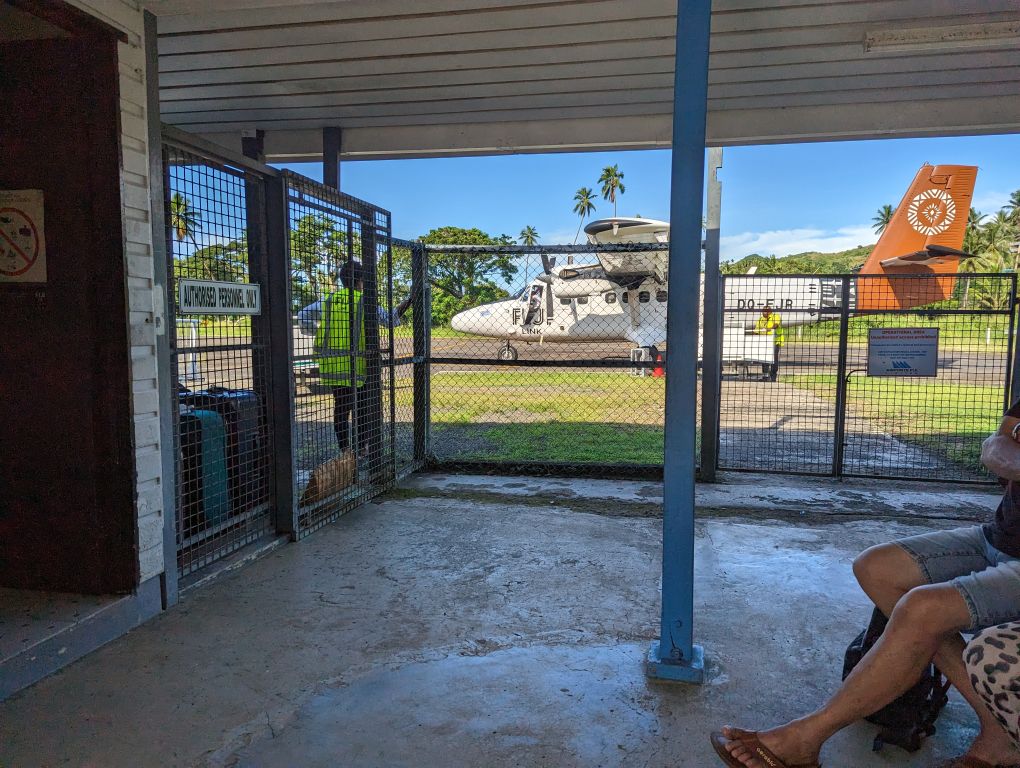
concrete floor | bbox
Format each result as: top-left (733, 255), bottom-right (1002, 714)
top-left (0, 473), bottom-right (1002, 768)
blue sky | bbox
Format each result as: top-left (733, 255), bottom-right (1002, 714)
top-left (277, 133), bottom-right (1020, 263)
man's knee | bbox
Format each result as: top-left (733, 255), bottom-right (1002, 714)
top-left (890, 585), bottom-right (970, 636)
top-left (853, 543), bottom-right (904, 590)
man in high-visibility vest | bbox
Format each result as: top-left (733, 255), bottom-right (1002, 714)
top-left (755, 306), bottom-right (785, 382)
top-left (313, 260), bottom-right (410, 458)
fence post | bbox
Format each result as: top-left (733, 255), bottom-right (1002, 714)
top-left (359, 208), bottom-right (386, 482)
top-left (1009, 274), bottom-right (1020, 409)
top-left (412, 243), bottom-right (431, 466)
top-left (264, 175), bottom-right (297, 537)
top-left (699, 147), bottom-right (723, 481)
top-left (832, 277), bottom-right (852, 478)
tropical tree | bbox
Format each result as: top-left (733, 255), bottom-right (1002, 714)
top-left (598, 165), bottom-right (625, 218)
top-left (170, 192), bottom-right (202, 245)
top-left (289, 214), bottom-right (348, 309)
top-left (1003, 189), bottom-right (1020, 226)
top-left (416, 226), bottom-right (519, 325)
top-left (871, 204), bottom-right (894, 235)
top-left (518, 225), bottom-right (539, 246)
top-left (958, 208), bottom-right (987, 308)
top-left (173, 239), bottom-right (248, 283)
top-left (572, 187), bottom-right (597, 243)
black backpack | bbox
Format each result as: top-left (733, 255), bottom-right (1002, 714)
top-left (842, 607), bottom-right (951, 753)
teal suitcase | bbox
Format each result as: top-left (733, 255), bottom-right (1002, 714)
top-left (179, 407), bottom-right (231, 533)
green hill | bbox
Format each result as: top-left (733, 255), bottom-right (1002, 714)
top-left (721, 244), bottom-right (874, 275)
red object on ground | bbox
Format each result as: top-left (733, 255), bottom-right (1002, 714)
top-left (652, 352), bottom-right (665, 378)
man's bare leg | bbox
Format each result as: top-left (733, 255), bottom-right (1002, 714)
top-left (853, 544), bottom-right (1020, 765)
top-left (721, 543), bottom-right (1017, 767)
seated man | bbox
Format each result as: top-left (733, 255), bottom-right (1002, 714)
top-left (712, 404), bottom-right (1020, 768)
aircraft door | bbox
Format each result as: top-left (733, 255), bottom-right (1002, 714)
top-left (523, 284), bottom-right (544, 326)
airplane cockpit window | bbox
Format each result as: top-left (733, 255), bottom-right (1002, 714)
top-left (622, 292), bottom-right (629, 304)
top-left (604, 293), bottom-right (617, 304)
top-left (656, 290), bottom-right (668, 303)
top-left (639, 291), bottom-right (651, 303)
top-left (577, 296), bottom-right (588, 305)
top-left (560, 297), bottom-right (572, 306)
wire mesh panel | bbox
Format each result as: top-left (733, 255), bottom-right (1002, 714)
top-left (717, 273), bottom-right (1016, 481)
top-left (842, 274), bottom-right (1015, 480)
top-left (718, 275), bottom-right (841, 475)
top-left (284, 173), bottom-right (405, 535)
top-left (163, 138), bottom-right (274, 577)
top-left (423, 243), bottom-right (683, 472)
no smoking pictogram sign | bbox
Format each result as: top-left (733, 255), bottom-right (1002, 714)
top-left (0, 190), bottom-right (46, 283)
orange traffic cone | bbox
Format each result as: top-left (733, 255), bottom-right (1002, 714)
top-left (652, 351), bottom-right (665, 378)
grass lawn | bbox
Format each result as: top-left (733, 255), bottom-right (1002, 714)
top-left (784, 373), bottom-right (1002, 473)
top-left (793, 314), bottom-right (1012, 350)
top-left (422, 370), bottom-right (675, 465)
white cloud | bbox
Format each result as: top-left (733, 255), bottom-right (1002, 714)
top-left (971, 190), bottom-right (1011, 215)
top-left (721, 225), bottom-right (876, 262)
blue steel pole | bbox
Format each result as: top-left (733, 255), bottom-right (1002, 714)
top-left (646, 0), bottom-right (711, 684)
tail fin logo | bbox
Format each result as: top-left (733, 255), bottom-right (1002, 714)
top-left (907, 189), bottom-right (956, 236)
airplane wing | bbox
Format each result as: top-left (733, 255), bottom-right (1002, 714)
top-left (584, 218), bottom-right (670, 283)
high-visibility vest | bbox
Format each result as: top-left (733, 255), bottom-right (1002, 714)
top-left (315, 288), bottom-right (366, 387)
top-left (755, 312), bottom-right (785, 347)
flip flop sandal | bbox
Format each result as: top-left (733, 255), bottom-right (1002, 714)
top-left (710, 729), bottom-right (820, 768)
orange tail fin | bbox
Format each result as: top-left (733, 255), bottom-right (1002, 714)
top-left (856, 164), bottom-right (977, 311)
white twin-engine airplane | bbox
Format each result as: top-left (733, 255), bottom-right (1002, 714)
top-left (449, 163), bottom-right (978, 366)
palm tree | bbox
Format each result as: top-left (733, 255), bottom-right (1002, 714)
top-left (959, 209), bottom-right (987, 308)
top-left (1003, 189), bottom-right (1020, 226)
top-left (572, 187), bottom-right (597, 244)
top-left (871, 204), bottom-right (894, 234)
top-left (518, 225), bottom-right (539, 246)
top-left (170, 192), bottom-right (202, 246)
top-left (598, 165), bottom-right (625, 218)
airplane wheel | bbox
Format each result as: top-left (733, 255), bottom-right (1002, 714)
top-left (498, 344), bottom-right (519, 362)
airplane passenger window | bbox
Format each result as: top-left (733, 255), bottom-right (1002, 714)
top-left (577, 297), bottom-right (588, 305)
top-left (639, 291), bottom-right (650, 303)
top-left (605, 293), bottom-right (617, 304)
top-left (622, 293), bottom-right (629, 304)
top-left (656, 290), bottom-right (668, 303)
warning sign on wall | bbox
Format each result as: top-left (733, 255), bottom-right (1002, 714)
top-left (0, 190), bottom-right (46, 284)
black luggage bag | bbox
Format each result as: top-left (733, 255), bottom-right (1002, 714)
top-left (179, 386), bottom-right (266, 514)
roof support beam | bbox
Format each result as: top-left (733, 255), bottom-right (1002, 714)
top-left (646, 0), bottom-right (710, 684)
top-left (322, 126), bottom-right (342, 190)
top-left (240, 128), bottom-right (265, 161)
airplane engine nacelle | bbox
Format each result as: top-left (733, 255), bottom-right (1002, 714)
top-left (551, 278), bottom-right (618, 299)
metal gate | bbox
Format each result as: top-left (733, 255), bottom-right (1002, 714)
top-left (162, 129), bottom-right (422, 577)
top-left (162, 131), bottom-right (276, 576)
top-left (284, 172), bottom-right (414, 535)
top-left (717, 273), bottom-right (1018, 481)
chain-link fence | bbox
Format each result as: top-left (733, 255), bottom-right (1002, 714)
top-left (718, 273), bottom-right (1017, 481)
top-left (163, 136), bottom-right (275, 577)
top-left (420, 243), bottom-right (689, 474)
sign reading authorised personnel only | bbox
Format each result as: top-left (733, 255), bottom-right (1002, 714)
top-left (179, 279), bottom-right (261, 315)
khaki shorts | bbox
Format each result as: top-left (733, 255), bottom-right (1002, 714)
top-left (895, 526), bottom-right (1020, 631)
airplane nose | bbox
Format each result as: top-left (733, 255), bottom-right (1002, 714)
top-left (450, 308), bottom-right (475, 334)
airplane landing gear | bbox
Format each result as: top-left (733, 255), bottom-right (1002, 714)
top-left (497, 341), bottom-right (519, 362)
